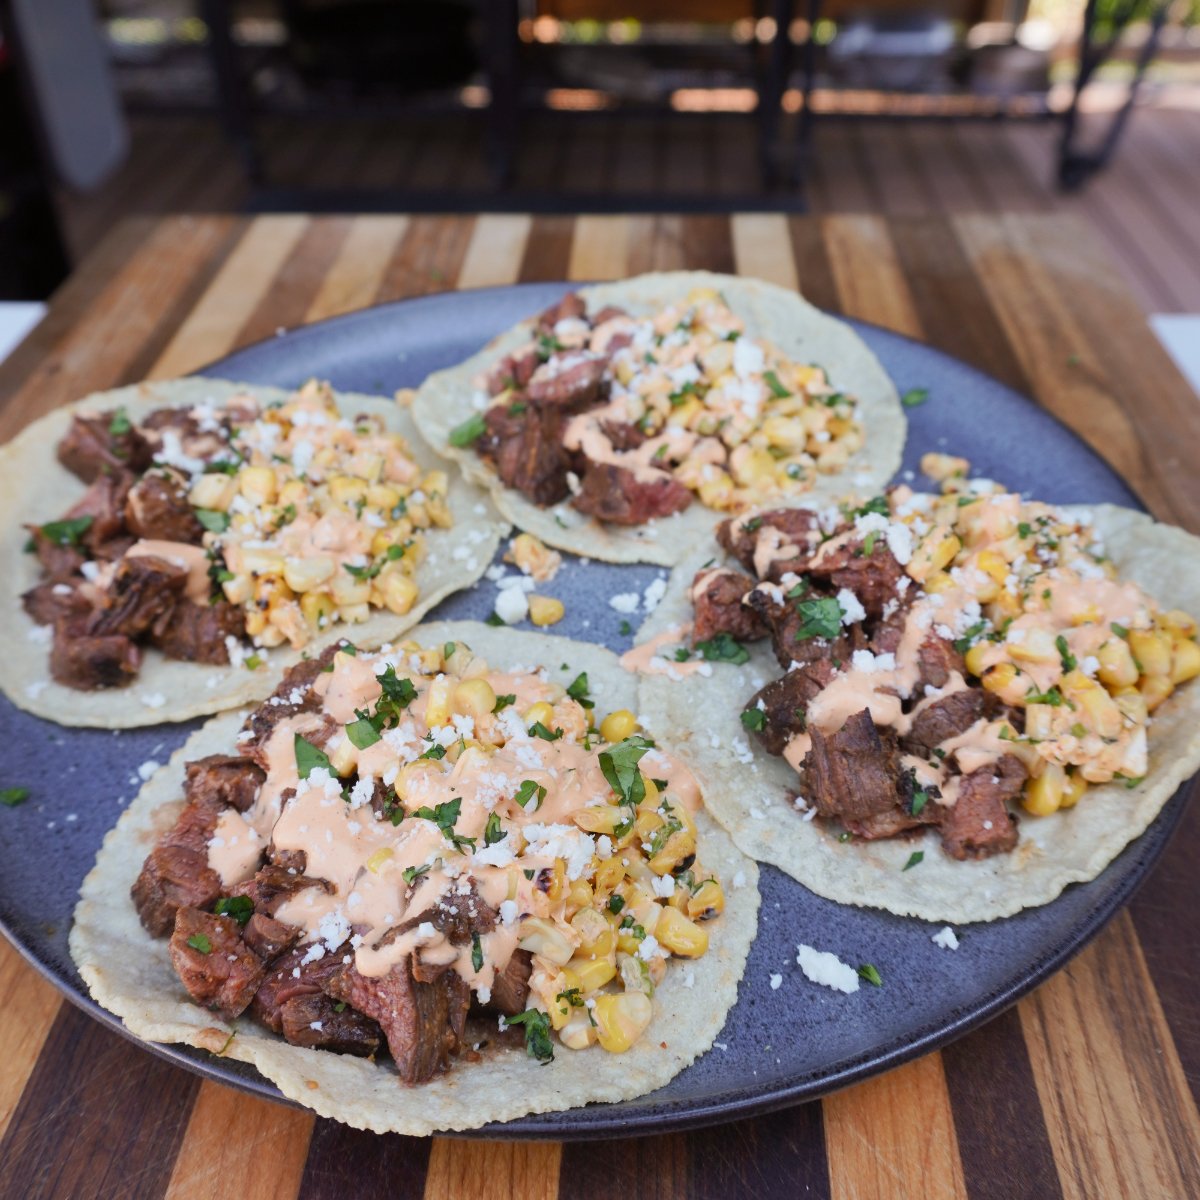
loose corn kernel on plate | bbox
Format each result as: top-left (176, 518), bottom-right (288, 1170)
top-left (1, 284), bottom-right (1193, 1137)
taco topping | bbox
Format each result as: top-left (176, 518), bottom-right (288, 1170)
top-left (671, 473), bottom-right (1200, 860)
top-left (23, 382), bottom-right (451, 692)
top-left (457, 289), bottom-right (864, 526)
top-left (131, 638), bottom-right (725, 1082)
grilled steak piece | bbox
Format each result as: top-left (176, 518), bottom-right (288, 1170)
top-left (485, 346), bottom-right (539, 395)
top-left (279, 992), bottom-right (382, 1056)
top-left (49, 618), bottom-right (140, 689)
top-left (161, 800), bottom-right (220, 855)
top-left (917, 633), bottom-right (965, 691)
top-left (231, 864), bottom-right (334, 916)
top-left (691, 568), bottom-right (764, 645)
top-left (572, 461), bottom-right (691, 526)
top-left (802, 709), bottom-right (903, 823)
top-left (717, 508), bottom-right (823, 579)
top-left (743, 666), bottom-right (833, 756)
top-left (809, 539), bottom-right (905, 620)
top-left (242, 913), bottom-right (301, 963)
top-left (185, 754), bottom-right (265, 814)
top-left (65, 471), bottom-right (135, 554)
top-left (478, 403), bottom-right (571, 506)
top-left (743, 585), bottom-right (865, 672)
top-left (599, 420), bottom-right (645, 452)
top-left (125, 472), bottom-right (205, 544)
top-left (327, 958), bottom-right (470, 1085)
top-left (251, 943), bottom-right (348, 1033)
top-left (150, 599), bottom-right (244, 664)
top-left (535, 291), bottom-right (586, 331)
top-left (141, 407), bottom-right (231, 463)
top-left (238, 649), bottom-right (338, 765)
top-left (88, 554), bottom-right (186, 639)
top-left (57, 412), bottom-right (151, 482)
top-left (902, 689), bottom-right (988, 757)
top-left (169, 908), bottom-right (265, 1019)
top-left (526, 355), bottom-right (607, 411)
top-left (487, 949), bottom-right (532, 1016)
top-left (26, 525), bottom-right (87, 581)
top-left (397, 882), bottom-right (497, 949)
top-left (938, 756), bottom-right (1024, 859)
top-left (132, 845), bottom-right (223, 936)
top-left (841, 766), bottom-right (942, 839)
top-left (21, 581), bottom-right (88, 626)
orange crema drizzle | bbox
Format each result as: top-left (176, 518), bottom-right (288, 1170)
top-left (207, 638), bottom-right (726, 1054)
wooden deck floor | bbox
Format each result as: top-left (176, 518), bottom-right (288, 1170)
top-left (55, 96), bottom-right (1200, 315)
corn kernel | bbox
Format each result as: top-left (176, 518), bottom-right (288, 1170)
top-left (1097, 638), bottom-right (1139, 689)
top-left (1171, 637), bottom-right (1200, 684)
top-left (1160, 609), bottom-right (1198, 639)
top-left (1060, 771), bottom-right (1087, 810)
top-left (452, 678), bottom-right (496, 719)
top-left (920, 452), bottom-right (970, 483)
top-left (524, 701), bottom-right (555, 730)
top-left (528, 595), bottom-right (565, 627)
top-left (564, 878), bottom-right (593, 916)
top-left (697, 471), bottom-right (735, 510)
top-left (188, 472), bottom-right (236, 511)
top-left (1129, 629), bottom-right (1172, 677)
top-left (600, 709), bottom-right (638, 743)
top-left (648, 828), bottom-right (696, 876)
top-left (505, 533), bottom-right (562, 582)
top-left (592, 992), bottom-right (653, 1054)
top-left (654, 906), bottom-right (709, 957)
top-left (1008, 627), bottom-right (1058, 665)
top-left (560, 1014), bottom-right (598, 1050)
top-left (329, 736), bottom-right (357, 778)
top-left (327, 476), bottom-right (368, 508)
top-left (1023, 764), bottom-right (1065, 816)
top-left (1140, 673), bottom-right (1175, 712)
top-left (592, 856), bottom-right (626, 893)
top-left (238, 466), bottom-right (277, 506)
top-left (365, 848), bottom-right (393, 874)
top-left (330, 571), bottom-right (370, 607)
top-left (278, 479), bottom-right (308, 507)
top-left (981, 661), bottom-right (1022, 704)
top-left (518, 917), bottom-right (575, 966)
top-left (574, 806), bottom-right (627, 836)
top-left (425, 676), bottom-right (452, 727)
top-left (283, 555), bottom-right (335, 594)
top-left (379, 573), bottom-right (418, 615)
top-left (570, 956), bottom-right (617, 993)
top-left (687, 879), bottom-right (725, 921)
top-left (964, 642), bottom-right (992, 678)
top-left (366, 483), bottom-right (401, 511)
top-left (299, 590), bottom-right (336, 630)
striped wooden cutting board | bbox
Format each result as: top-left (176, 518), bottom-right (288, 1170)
top-left (0, 213), bottom-right (1197, 1200)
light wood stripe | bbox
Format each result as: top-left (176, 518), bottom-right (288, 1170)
top-left (568, 215), bottom-right (632, 281)
top-left (150, 215), bottom-right (310, 378)
top-left (305, 216), bottom-right (411, 322)
top-left (457, 215), bottom-right (533, 290)
top-left (823, 1054), bottom-right (968, 1200)
top-left (1019, 912), bottom-right (1200, 1199)
top-left (823, 215), bottom-right (923, 338)
top-left (0, 941), bottom-right (61, 1141)
top-left (164, 1082), bottom-right (313, 1200)
top-left (423, 1140), bottom-right (560, 1200)
top-left (730, 214), bottom-right (798, 290)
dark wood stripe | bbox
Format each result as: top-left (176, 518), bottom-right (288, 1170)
top-left (234, 217), bottom-right (354, 349)
top-left (1128, 788), bottom-right (1200, 1109)
top-left (941, 1008), bottom-right (1063, 1200)
top-left (887, 216), bottom-right (1035, 396)
top-left (621, 215), bottom-right (734, 277)
top-left (680, 215), bottom-right (737, 274)
top-left (787, 216), bottom-right (840, 313)
top-left (560, 1132), bottom-right (689, 1199)
top-left (519, 216), bottom-right (576, 282)
top-left (377, 216), bottom-right (476, 302)
top-left (296, 1121), bottom-right (431, 1200)
top-left (0, 1005), bottom-right (198, 1200)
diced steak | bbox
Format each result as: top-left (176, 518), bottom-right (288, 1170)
top-left (65, 471), bottom-right (135, 553)
top-left (132, 845), bottom-right (222, 936)
top-left (917, 633), bottom-right (965, 691)
top-left (485, 346), bottom-right (539, 395)
top-left (478, 403), bottom-right (571, 506)
top-left (535, 291), bottom-right (586, 331)
top-left (238, 650), bottom-right (337, 765)
top-left (160, 801), bottom-right (220, 855)
top-left (251, 943), bottom-right (348, 1033)
top-left (743, 585), bottom-right (865, 672)
top-left (526, 356), bottom-right (607, 411)
top-left (49, 618), bottom-right (139, 690)
top-left (185, 754), bottom-right (265, 814)
top-left (841, 766), bottom-right (942, 840)
top-left (717, 508), bottom-right (823, 578)
top-left (242, 913), bottom-right (301, 963)
top-left (571, 461), bottom-right (691, 526)
top-left (57, 412), bottom-right (151, 482)
top-left (743, 666), bottom-right (832, 756)
top-left (487, 949), bottom-right (532, 1016)
top-left (88, 554), bottom-right (186, 639)
top-left (691, 568), bottom-right (764, 645)
top-left (599, 420), bottom-right (645, 452)
top-left (125, 472), bottom-right (204, 544)
top-left (26, 525), bottom-right (86, 581)
top-left (231, 864), bottom-right (334, 916)
top-left (902, 689), bottom-right (989, 758)
top-left (811, 540), bottom-right (905, 620)
top-left (397, 881), bottom-right (496, 947)
top-left (169, 908), bottom-right (265, 1019)
top-left (326, 958), bottom-right (470, 1085)
top-left (150, 599), bottom-right (244, 664)
top-left (802, 709), bottom-right (903, 824)
top-left (21, 581), bottom-right (88, 626)
top-left (938, 755), bottom-right (1024, 860)
top-left (279, 992), bottom-right (382, 1056)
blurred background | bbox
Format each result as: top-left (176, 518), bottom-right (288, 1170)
top-left (0, 0), bottom-right (1196, 350)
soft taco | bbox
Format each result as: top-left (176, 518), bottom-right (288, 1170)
top-left (70, 622), bottom-right (758, 1134)
top-left (1, 378), bottom-right (506, 728)
top-left (411, 271), bottom-right (905, 566)
top-left (631, 460), bottom-right (1200, 923)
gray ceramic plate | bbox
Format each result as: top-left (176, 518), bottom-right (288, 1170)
top-left (0, 284), bottom-right (1190, 1139)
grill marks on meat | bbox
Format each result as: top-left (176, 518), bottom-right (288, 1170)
top-left (242, 913), bottom-right (301, 962)
top-left (803, 709), bottom-right (904, 824)
top-left (185, 754), bottom-right (265, 814)
top-left (169, 909), bottom-right (265, 1019)
top-left (526, 356), bottom-right (607, 411)
top-left (479, 403), bottom-right (571, 506)
top-left (132, 845), bottom-right (223, 936)
top-left (49, 616), bottom-right (140, 690)
top-left (571, 462), bottom-right (691, 526)
top-left (691, 568), bottom-right (765, 645)
top-left (279, 993), bottom-right (382, 1057)
top-left (125, 471), bottom-right (205, 543)
top-left (902, 690), bottom-right (989, 757)
top-left (488, 950), bottom-right (532, 1016)
top-left (251, 944), bottom-right (347, 1033)
top-left (57, 413), bottom-right (151, 482)
top-left (940, 756), bottom-right (1023, 859)
top-left (239, 649), bottom-right (337, 765)
top-left (743, 667), bottom-right (830, 756)
top-left (88, 554), bottom-right (187, 639)
top-left (327, 959), bottom-right (470, 1085)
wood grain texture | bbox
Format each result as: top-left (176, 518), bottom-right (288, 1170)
top-left (823, 1054), bottom-right (968, 1200)
top-left (305, 216), bottom-right (411, 321)
top-left (424, 1141), bottom-right (560, 1200)
top-left (730, 214), bottom-right (798, 290)
top-left (296, 1124), bottom-right (431, 1200)
top-left (457, 216), bottom-right (533, 290)
top-left (0, 941), bottom-right (61, 1141)
top-left (822, 215), bottom-right (922, 338)
top-left (568, 215), bottom-right (631, 281)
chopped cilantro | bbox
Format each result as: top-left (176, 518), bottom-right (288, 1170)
top-left (345, 544), bottom-right (406, 580)
top-left (244, 654), bottom-right (263, 672)
top-left (668, 380), bottom-right (700, 407)
top-left (38, 516), bottom-right (93, 547)
top-left (762, 369), bottom-right (790, 399)
top-left (1056, 635), bottom-right (1077, 672)
top-left (566, 672), bottom-right (594, 709)
top-left (420, 743), bottom-right (447, 761)
top-left (1070, 723), bottom-right (1087, 738)
top-left (900, 388), bottom-right (928, 408)
top-left (186, 933), bottom-right (213, 954)
top-left (484, 812), bottom-right (506, 846)
top-left (794, 597), bottom-right (843, 642)
top-left (910, 789), bottom-right (929, 816)
top-left (786, 579), bottom-right (809, 600)
top-left (1025, 686), bottom-right (1066, 707)
top-left (673, 647), bottom-right (691, 662)
top-left (449, 413), bottom-right (487, 447)
top-left (506, 1008), bottom-right (554, 1063)
top-left (492, 693), bottom-right (516, 713)
top-left (376, 667), bottom-right (417, 723)
top-left (0, 787), bottom-right (29, 807)
top-left (108, 408), bottom-right (131, 436)
top-left (740, 708), bottom-right (766, 732)
top-left (294, 735), bottom-right (332, 779)
top-left (902, 851), bottom-right (924, 871)
top-left (529, 721), bottom-right (562, 742)
top-left (345, 710), bottom-right (382, 750)
top-left (953, 622), bottom-right (987, 656)
top-left (598, 734), bottom-right (655, 809)
top-left (1118, 774), bottom-right (1145, 789)
top-left (485, 613), bottom-right (505, 626)
top-left (862, 529), bottom-right (879, 556)
top-left (607, 895), bottom-right (626, 915)
top-left (858, 963), bottom-right (884, 986)
top-left (1018, 522), bottom-right (1033, 539)
top-left (849, 495), bottom-right (889, 520)
top-left (837, 831), bottom-right (853, 843)
top-left (695, 633), bottom-right (750, 665)
top-left (513, 779), bottom-right (547, 812)
top-left (213, 895), bottom-right (254, 925)
top-left (195, 509), bottom-right (230, 534)
top-left (556, 987), bottom-right (585, 1008)
top-left (535, 331), bottom-right (563, 361)
top-left (619, 619), bottom-right (632, 636)
top-left (1111, 622), bottom-right (1129, 638)
top-left (443, 642), bottom-right (456, 659)
top-left (402, 863), bottom-right (431, 885)
top-left (411, 798), bottom-right (474, 850)
top-left (471, 932), bottom-right (484, 973)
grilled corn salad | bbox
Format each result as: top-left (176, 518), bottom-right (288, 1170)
top-left (886, 457), bottom-right (1200, 815)
top-left (193, 381), bottom-right (451, 650)
top-left (208, 638), bottom-right (725, 1062)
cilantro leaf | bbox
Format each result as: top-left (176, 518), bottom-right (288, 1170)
top-left (471, 931), bottom-right (484, 973)
top-left (910, 789), bottom-right (929, 816)
top-left (953, 621), bottom-right (987, 656)
top-left (695, 633), bottom-right (750, 665)
top-left (420, 743), bottom-right (447, 760)
top-left (762, 369), bottom-right (790, 399)
top-left (213, 895), bottom-right (254, 925)
top-left (345, 712), bottom-right (382, 750)
top-left (402, 863), bottom-right (431, 885)
top-left (294, 734), bottom-right (333, 779)
top-left (902, 851), bottom-right (924, 871)
top-left (1025, 686), bottom-right (1066, 707)
top-left (186, 933), bottom-right (213, 954)
top-left (492, 693), bottom-right (516, 713)
top-left (38, 516), bottom-right (93, 547)
top-left (598, 734), bottom-right (654, 809)
top-left (513, 779), bottom-right (547, 812)
top-left (506, 1008), bottom-right (554, 1063)
top-left (449, 413), bottom-right (487, 448)
top-left (900, 387), bottom-right (928, 408)
top-left (794, 597), bottom-right (843, 642)
top-left (0, 787), bottom-right (29, 807)
top-left (857, 963), bottom-right (883, 986)
top-left (529, 721), bottom-right (562, 742)
top-left (484, 812), bottom-right (506, 846)
top-left (740, 708), bottom-right (766, 732)
top-left (108, 408), bottom-right (132, 436)
top-left (195, 508), bottom-right (230, 534)
top-left (607, 894), bottom-right (626, 914)
top-left (566, 672), bottom-right (594, 709)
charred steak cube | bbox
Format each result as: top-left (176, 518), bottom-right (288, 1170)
top-left (938, 755), bottom-right (1024, 860)
top-left (743, 666), bottom-right (832, 757)
top-left (802, 708), bottom-right (904, 824)
top-left (487, 949), bottom-right (532, 1016)
top-left (184, 754), bottom-right (265, 814)
top-left (242, 913), bottom-right (302, 963)
top-left (169, 908), bottom-right (265, 1019)
top-left (691, 568), bottom-right (765, 646)
top-left (251, 943), bottom-right (348, 1033)
top-left (88, 554), bottom-right (186, 639)
top-left (49, 618), bottom-right (140, 690)
top-left (279, 993), bottom-right (382, 1057)
top-left (717, 508), bottom-right (823, 579)
top-left (478, 404), bottom-right (571, 507)
top-left (150, 599), bottom-right (245, 664)
top-left (902, 689), bottom-right (989, 758)
top-left (125, 472), bottom-right (205, 544)
top-left (57, 412), bottom-right (151, 482)
top-left (571, 461), bottom-right (691, 526)
top-left (132, 845), bottom-right (223, 937)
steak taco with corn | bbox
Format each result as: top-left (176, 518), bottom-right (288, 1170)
top-left (0, 378), bottom-right (505, 727)
top-left (70, 622), bottom-right (758, 1133)
top-left (630, 457), bottom-right (1200, 922)
top-left (411, 271), bottom-right (905, 566)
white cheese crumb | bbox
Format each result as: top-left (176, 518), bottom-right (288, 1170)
top-left (769, 973), bottom-right (783, 990)
top-left (136, 760), bottom-right (161, 782)
top-left (796, 944), bottom-right (860, 994)
top-left (836, 588), bottom-right (866, 626)
top-left (932, 926), bottom-right (960, 950)
top-left (494, 586), bottom-right (529, 625)
top-left (608, 592), bottom-right (641, 614)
